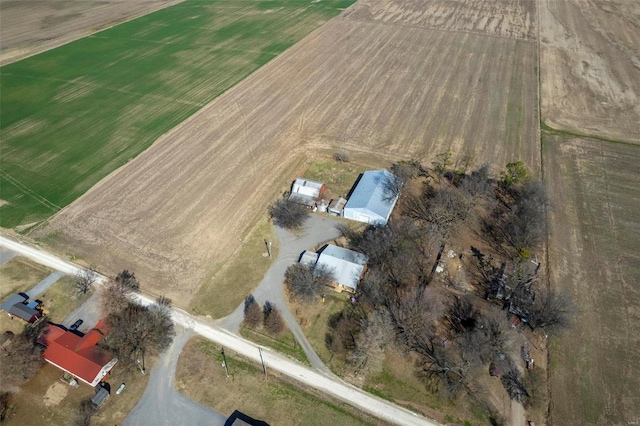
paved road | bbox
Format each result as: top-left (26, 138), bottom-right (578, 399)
top-left (0, 234), bottom-right (439, 426)
top-left (125, 325), bottom-right (226, 426)
top-left (26, 270), bottom-right (66, 298)
top-left (219, 214), bottom-right (342, 373)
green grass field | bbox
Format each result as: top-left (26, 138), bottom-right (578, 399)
top-left (0, 0), bottom-right (353, 228)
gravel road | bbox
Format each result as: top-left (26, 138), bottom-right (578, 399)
top-left (125, 326), bottom-right (226, 426)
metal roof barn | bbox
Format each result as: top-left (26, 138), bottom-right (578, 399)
top-left (343, 170), bottom-right (399, 225)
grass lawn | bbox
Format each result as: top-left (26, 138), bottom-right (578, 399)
top-left (240, 326), bottom-right (309, 366)
top-left (0, 0), bottom-right (355, 228)
top-left (0, 256), bottom-right (52, 301)
top-left (176, 337), bottom-right (383, 425)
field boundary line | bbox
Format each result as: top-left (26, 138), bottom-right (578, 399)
top-left (0, 0), bottom-right (186, 67)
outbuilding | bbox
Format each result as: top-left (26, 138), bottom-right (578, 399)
top-left (342, 170), bottom-right (399, 225)
top-left (289, 178), bottom-right (326, 207)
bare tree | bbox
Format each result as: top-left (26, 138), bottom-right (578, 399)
top-left (347, 310), bottom-right (393, 376)
top-left (268, 198), bottom-right (309, 230)
top-left (432, 150), bottom-right (453, 181)
top-left (460, 164), bottom-right (494, 205)
top-left (75, 269), bottom-right (97, 295)
top-left (380, 171), bottom-right (403, 202)
top-left (104, 300), bottom-right (175, 370)
top-left (243, 295), bottom-right (262, 329)
top-left (528, 288), bottom-right (571, 333)
top-left (263, 301), bottom-right (285, 335)
top-left (0, 323), bottom-right (46, 391)
top-left (115, 270), bottom-right (140, 292)
top-left (501, 368), bottom-right (529, 403)
top-left (405, 186), bottom-right (471, 239)
top-left (73, 398), bottom-right (96, 426)
top-left (445, 296), bottom-right (478, 336)
top-left (284, 263), bottom-right (334, 303)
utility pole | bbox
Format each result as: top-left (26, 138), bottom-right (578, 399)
top-left (258, 347), bottom-right (267, 380)
top-left (221, 348), bottom-right (229, 377)
top-left (265, 239), bottom-right (272, 258)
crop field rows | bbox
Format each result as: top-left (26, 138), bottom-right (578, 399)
top-left (544, 135), bottom-right (640, 424)
top-left (0, 0), bottom-right (353, 227)
top-left (42, 1), bottom-right (539, 306)
top-left (539, 0), bottom-right (640, 143)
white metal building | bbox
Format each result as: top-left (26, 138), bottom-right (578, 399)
top-left (342, 170), bottom-right (399, 225)
top-left (316, 245), bottom-right (368, 292)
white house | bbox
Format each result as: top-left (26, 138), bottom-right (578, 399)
top-left (316, 245), bottom-right (368, 293)
top-left (342, 170), bottom-right (399, 225)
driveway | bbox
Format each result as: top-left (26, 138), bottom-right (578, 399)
top-left (218, 214), bottom-right (342, 373)
top-left (26, 270), bottom-right (66, 298)
top-left (125, 325), bottom-right (226, 426)
top-left (0, 248), bottom-right (15, 267)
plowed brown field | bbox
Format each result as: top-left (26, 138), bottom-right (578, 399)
top-left (544, 135), bottom-right (640, 424)
top-left (42, 0), bottom-right (538, 306)
top-left (539, 0), bottom-right (640, 143)
top-left (0, 0), bottom-right (182, 65)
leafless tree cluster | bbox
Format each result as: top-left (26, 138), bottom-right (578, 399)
top-left (103, 293), bottom-right (175, 371)
top-left (243, 295), bottom-right (262, 329)
top-left (73, 398), bottom-right (96, 426)
top-left (75, 268), bottom-right (98, 295)
top-left (0, 323), bottom-right (46, 392)
top-left (268, 198), bottom-right (309, 230)
top-left (284, 263), bottom-right (334, 303)
top-left (263, 301), bottom-right (285, 335)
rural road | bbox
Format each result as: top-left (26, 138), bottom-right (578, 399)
top-left (0, 234), bottom-right (439, 426)
top-left (125, 325), bottom-right (226, 426)
top-left (219, 214), bottom-right (342, 374)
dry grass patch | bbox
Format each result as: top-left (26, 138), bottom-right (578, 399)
top-left (176, 337), bottom-right (383, 426)
top-left (0, 257), bottom-right (52, 300)
top-left (240, 327), bottom-right (309, 366)
top-left (191, 217), bottom-right (279, 318)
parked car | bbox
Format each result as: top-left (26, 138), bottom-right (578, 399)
top-left (69, 319), bottom-right (83, 331)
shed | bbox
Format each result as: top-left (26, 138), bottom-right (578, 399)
top-left (0, 293), bottom-right (28, 313)
top-left (328, 197), bottom-right (347, 215)
top-left (342, 170), bottom-right (399, 225)
top-left (289, 178), bottom-right (326, 207)
top-left (316, 245), bottom-right (368, 293)
top-left (91, 387), bottom-right (110, 407)
top-left (8, 303), bottom-right (42, 323)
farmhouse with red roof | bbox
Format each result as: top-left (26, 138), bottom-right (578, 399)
top-left (41, 320), bottom-right (117, 387)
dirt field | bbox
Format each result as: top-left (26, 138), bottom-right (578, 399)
top-left (0, 0), bottom-right (183, 65)
top-left (544, 134), bottom-right (640, 425)
top-left (41, 0), bottom-right (539, 307)
top-left (539, 0), bottom-right (640, 143)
